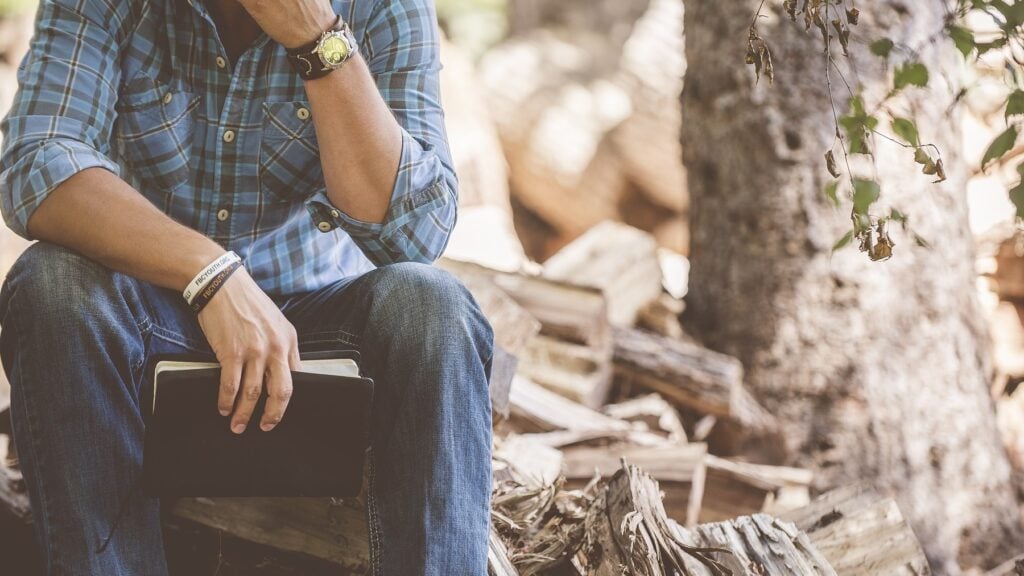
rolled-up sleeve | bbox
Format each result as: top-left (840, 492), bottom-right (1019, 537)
top-left (0, 0), bottom-right (125, 239)
top-left (306, 0), bottom-right (458, 266)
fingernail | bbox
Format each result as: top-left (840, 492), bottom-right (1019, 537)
top-left (219, 408), bottom-right (230, 417)
top-left (260, 422), bottom-right (274, 432)
top-left (231, 423), bottom-right (246, 434)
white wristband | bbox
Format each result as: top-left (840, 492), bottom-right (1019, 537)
top-left (183, 251), bottom-right (241, 305)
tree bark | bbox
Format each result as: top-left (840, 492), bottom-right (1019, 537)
top-left (681, 0), bottom-right (1024, 572)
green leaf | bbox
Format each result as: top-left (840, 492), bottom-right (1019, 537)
top-left (914, 148), bottom-right (932, 165)
top-left (977, 38), bottom-right (1008, 55)
top-left (1012, 163), bottom-right (1024, 219)
top-left (894, 62), bottom-right (929, 90)
top-left (1010, 181), bottom-right (1024, 220)
top-left (840, 96), bottom-right (877, 155)
top-left (1007, 90), bottom-right (1024, 121)
top-left (832, 230), bottom-right (854, 252)
top-left (870, 38), bottom-right (894, 58)
top-left (824, 181), bottom-right (840, 207)
top-left (946, 25), bottom-right (975, 57)
top-left (891, 117), bottom-right (920, 146)
top-left (982, 126), bottom-right (1019, 170)
top-left (890, 208), bottom-right (907, 224)
top-left (992, 0), bottom-right (1024, 29)
top-left (853, 178), bottom-right (880, 215)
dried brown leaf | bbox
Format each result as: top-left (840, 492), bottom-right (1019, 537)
top-left (784, 0), bottom-right (798, 21)
top-left (831, 19), bottom-right (850, 55)
top-left (846, 7), bottom-right (860, 25)
top-left (933, 158), bottom-right (946, 183)
top-left (870, 220), bottom-right (894, 261)
top-left (825, 150), bottom-right (840, 178)
top-left (746, 28), bottom-right (774, 84)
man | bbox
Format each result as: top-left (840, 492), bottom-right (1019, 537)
top-left (0, 0), bottom-right (493, 574)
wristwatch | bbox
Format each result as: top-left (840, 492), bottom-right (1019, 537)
top-left (286, 15), bottom-right (358, 81)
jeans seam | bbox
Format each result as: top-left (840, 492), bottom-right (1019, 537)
top-left (297, 329), bottom-right (361, 348)
top-left (8, 301), bottom-right (64, 573)
top-left (148, 324), bottom-right (210, 353)
top-left (367, 447), bottom-right (383, 575)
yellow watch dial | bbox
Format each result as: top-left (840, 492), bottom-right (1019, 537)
top-left (320, 34), bottom-right (350, 66)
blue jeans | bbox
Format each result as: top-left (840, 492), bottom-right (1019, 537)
top-left (0, 242), bottom-right (494, 575)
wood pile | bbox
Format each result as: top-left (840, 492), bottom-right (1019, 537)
top-left (0, 221), bottom-right (930, 574)
top-left (0, 220), bottom-right (927, 574)
top-left (479, 0), bottom-right (688, 260)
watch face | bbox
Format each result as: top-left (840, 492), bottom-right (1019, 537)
top-left (320, 34), bottom-right (350, 66)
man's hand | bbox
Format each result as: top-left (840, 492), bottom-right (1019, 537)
top-left (197, 269), bottom-right (301, 434)
top-left (237, 0), bottom-right (337, 49)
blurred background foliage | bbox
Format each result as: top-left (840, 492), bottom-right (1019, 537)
top-left (0, 0), bottom-right (33, 18)
top-left (436, 0), bottom-right (507, 58)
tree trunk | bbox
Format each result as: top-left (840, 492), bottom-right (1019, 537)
top-left (681, 0), bottom-right (1023, 572)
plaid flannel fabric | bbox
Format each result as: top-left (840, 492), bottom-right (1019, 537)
top-left (0, 0), bottom-right (458, 296)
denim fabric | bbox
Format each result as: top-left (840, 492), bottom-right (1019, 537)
top-left (0, 242), bottom-right (494, 575)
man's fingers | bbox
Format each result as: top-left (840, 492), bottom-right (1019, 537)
top-left (289, 342), bottom-right (302, 371)
top-left (231, 356), bottom-right (266, 434)
top-left (218, 359), bottom-right (243, 417)
top-left (260, 356), bottom-right (294, 432)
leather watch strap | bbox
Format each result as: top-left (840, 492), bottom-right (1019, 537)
top-left (286, 15), bottom-right (351, 81)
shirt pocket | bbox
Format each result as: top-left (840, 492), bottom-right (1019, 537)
top-left (113, 75), bottom-right (199, 195)
top-left (259, 101), bottom-right (324, 202)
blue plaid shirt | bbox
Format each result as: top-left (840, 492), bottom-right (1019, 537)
top-left (0, 0), bottom-right (457, 295)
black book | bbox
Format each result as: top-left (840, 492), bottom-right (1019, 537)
top-left (142, 351), bottom-right (372, 497)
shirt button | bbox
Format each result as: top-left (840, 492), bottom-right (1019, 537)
top-left (223, 130), bottom-right (235, 143)
top-left (163, 93), bottom-right (173, 104)
top-left (216, 56), bottom-right (226, 69)
top-left (317, 221), bottom-right (333, 232)
top-left (330, 209), bottom-right (340, 218)
top-left (217, 208), bottom-right (230, 222)
top-left (297, 107), bottom-right (310, 120)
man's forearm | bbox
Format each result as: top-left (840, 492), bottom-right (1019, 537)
top-left (303, 54), bottom-right (403, 225)
top-left (26, 168), bottom-right (227, 291)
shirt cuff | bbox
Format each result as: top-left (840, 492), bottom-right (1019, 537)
top-left (1, 139), bottom-right (121, 239)
top-left (304, 129), bottom-right (450, 239)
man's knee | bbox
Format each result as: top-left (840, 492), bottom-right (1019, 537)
top-left (1, 242), bottom-right (129, 322)
top-left (367, 262), bottom-right (493, 351)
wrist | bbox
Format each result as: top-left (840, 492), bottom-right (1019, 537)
top-left (190, 260), bottom-right (244, 314)
top-left (285, 16), bottom-right (357, 81)
top-left (281, 12), bottom-right (340, 50)
top-left (183, 251), bottom-right (242, 306)
top-left (180, 246), bottom-right (230, 287)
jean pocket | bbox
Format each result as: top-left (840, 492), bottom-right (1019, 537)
top-left (114, 74), bottom-right (199, 196)
top-left (259, 100), bottom-right (324, 202)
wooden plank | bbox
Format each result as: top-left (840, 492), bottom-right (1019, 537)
top-left (701, 455), bottom-right (812, 523)
top-left (690, 514), bottom-right (837, 575)
top-left (562, 442), bottom-right (706, 528)
top-left (494, 434), bottom-right (564, 489)
top-left (517, 334), bottom-right (612, 408)
top-left (781, 485), bottom-right (930, 576)
top-left (636, 293), bottom-right (686, 340)
top-left (541, 221), bottom-right (663, 326)
top-left (507, 375), bottom-right (631, 436)
top-left (613, 327), bottom-right (775, 430)
top-left (172, 497), bottom-right (368, 573)
top-left (489, 346), bottom-right (519, 418)
top-left (487, 528), bottom-right (519, 576)
top-left (603, 393), bottom-right (687, 443)
top-left (984, 554), bottom-right (1024, 576)
top-left (0, 434), bottom-right (29, 522)
top-left (439, 259), bottom-right (611, 350)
